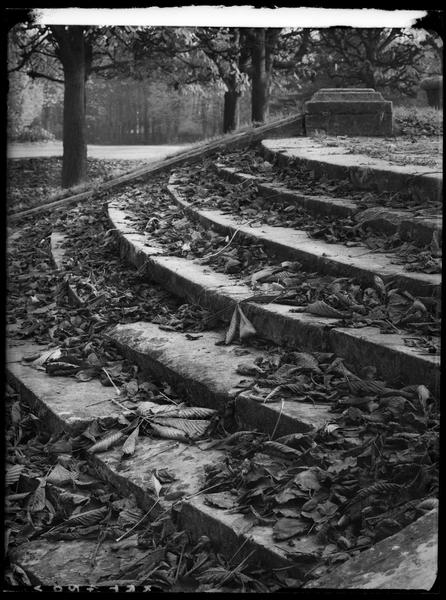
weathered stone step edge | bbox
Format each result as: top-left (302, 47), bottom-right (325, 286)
top-left (167, 183), bottom-right (440, 298)
top-left (260, 139), bottom-right (442, 204)
top-left (5, 348), bottom-right (311, 579)
top-left (49, 229), bottom-right (334, 436)
top-left (212, 165), bottom-right (442, 244)
top-left (107, 204), bottom-right (440, 394)
top-left (305, 508), bottom-right (438, 590)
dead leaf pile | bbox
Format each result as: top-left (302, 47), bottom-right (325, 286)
top-left (201, 350), bottom-right (439, 581)
top-left (7, 157), bottom-right (147, 215)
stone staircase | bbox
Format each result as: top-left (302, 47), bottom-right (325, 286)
top-left (7, 129), bottom-right (440, 589)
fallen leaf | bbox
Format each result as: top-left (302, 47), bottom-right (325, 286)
top-left (75, 368), bottom-right (97, 382)
top-left (294, 470), bottom-right (321, 492)
top-left (251, 266), bottom-right (281, 285)
top-left (149, 422), bottom-right (189, 442)
top-left (225, 306), bottom-right (239, 345)
top-left (47, 464), bottom-right (73, 486)
top-left (204, 492), bottom-right (236, 509)
top-left (273, 518), bottom-right (307, 541)
top-left (29, 479), bottom-right (46, 512)
top-left (291, 352), bottom-right (321, 373)
top-left (165, 406), bottom-right (217, 419)
top-left (238, 305), bottom-right (256, 341)
top-left (28, 347), bottom-right (62, 370)
top-left (89, 431), bottom-right (126, 453)
top-left (6, 464), bottom-right (25, 487)
top-left (373, 275), bottom-right (386, 297)
top-left (48, 506), bottom-right (108, 532)
top-left (150, 473), bottom-right (162, 497)
top-left (151, 417), bottom-right (211, 440)
top-left (306, 300), bottom-right (347, 318)
top-left (121, 425), bottom-right (140, 457)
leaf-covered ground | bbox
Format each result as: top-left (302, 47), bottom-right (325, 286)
top-left (6, 153), bottom-right (439, 589)
top-left (7, 157), bottom-right (147, 214)
top-left (6, 179), bottom-right (284, 592)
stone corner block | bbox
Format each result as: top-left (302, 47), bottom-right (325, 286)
top-left (304, 88), bottom-right (393, 137)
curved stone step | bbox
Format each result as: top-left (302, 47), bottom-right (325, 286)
top-left (260, 138), bottom-right (442, 204)
top-left (213, 165), bottom-right (442, 243)
top-left (6, 344), bottom-right (318, 579)
top-left (213, 164), bottom-right (360, 219)
top-left (108, 203), bottom-right (440, 394)
top-left (167, 183), bottom-right (440, 298)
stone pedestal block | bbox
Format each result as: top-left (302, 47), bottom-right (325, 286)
top-left (305, 88), bottom-right (393, 136)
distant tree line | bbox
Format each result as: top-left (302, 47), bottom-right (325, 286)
top-left (8, 22), bottom-right (442, 187)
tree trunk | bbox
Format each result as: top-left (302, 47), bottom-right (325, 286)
top-left (62, 63), bottom-right (87, 187)
top-left (250, 30), bottom-right (269, 123)
top-left (223, 89), bottom-right (241, 133)
top-left (51, 26), bottom-right (88, 188)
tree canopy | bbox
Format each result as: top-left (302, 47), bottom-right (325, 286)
top-left (8, 23), bottom-right (442, 188)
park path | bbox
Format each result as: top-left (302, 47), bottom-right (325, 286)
top-left (7, 141), bottom-right (189, 160)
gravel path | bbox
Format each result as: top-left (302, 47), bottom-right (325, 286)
top-left (7, 141), bottom-right (190, 160)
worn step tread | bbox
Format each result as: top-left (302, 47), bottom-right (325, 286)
top-left (9, 538), bottom-right (151, 587)
top-left (107, 203), bottom-right (440, 393)
top-left (260, 138), bottom-right (442, 204)
top-left (167, 182), bottom-right (440, 297)
top-left (213, 164), bottom-right (442, 242)
top-left (106, 322), bottom-right (332, 436)
top-left (7, 343), bottom-right (123, 434)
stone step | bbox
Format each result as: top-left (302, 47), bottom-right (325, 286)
top-left (305, 508), bottom-right (438, 590)
top-left (6, 344), bottom-right (320, 579)
top-left (215, 164), bottom-right (358, 219)
top-left (108, 203), bottom-right (440, 393)
top-left (214, 164), bottom-right (442, 244)
top-left (106, 322), bottom-right (332, 437)
top-left (9, 538), bottom-right (152, 588)
top-left (167, 182), bottom-right (440, 298)
top-left (260, 138), bottom-right (442, 205)
top-left (49, 229), bottom-right (335, 437)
